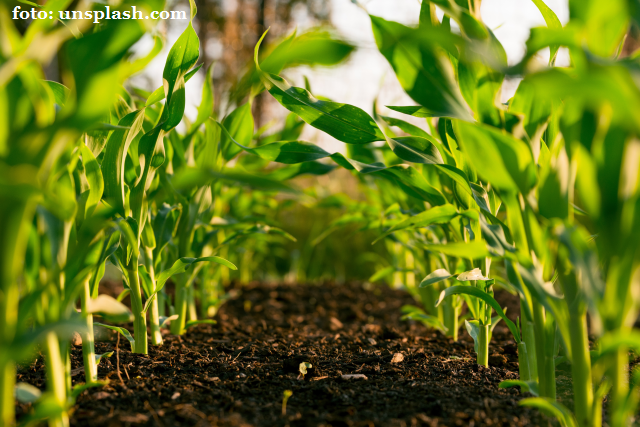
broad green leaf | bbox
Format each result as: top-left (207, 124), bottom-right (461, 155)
top-left (146, 64), bottom-right (203, 106)
top-left (15, 383), bottom-right (42, 404)
top-left (386, 106), bottom-right (434, 118)
top-left (436, 285), bottom-right (521, 342)
top-left (530, 0), bottom-right (563, 63)
top-left (44, 80), bottom-right (69, 107)
top-left (454, 121), bottom-right (537, 193)
top-left (222, 103), bottom-right (254, 161)
top-left (191, 64), bottom-right (214, 134)
top-left (162, 19), bottom-right (200, 110)
top-left (369, 266), bottom-right (395, 282)
top-left (102, 110), bottom-right (146, 217)
top-left (424, 240), bottom-right (489, 259)
top-left (159, 315), bottom-right (179, 328)
top-left (519, 398), bottom-right (578, 427)
top-left (255, 32), bottom-right (385, 145)
top-left (380, 115), bottom-right (430, 138)
top-left (419, 269), bottom-right (453, 287)
top-left (93, 323), bottom-right (134, 351)
top-left (157, 256), bottom-right (237, 288)
top-left (185, 319), bottom-right (216, 329)
top-left (171, 167), bottom-right (297, 193)
top-left (243, 141), bottom-right (331, 164)
top-left (87, 295), bottom-right (132, 323)
top-left (79, 144), bottom-right (104, 220)
top-left (373, 204), bottom-right (459, 244)
top-left (465, 319), bottom-right (482, 353)
top-left (386, 135), bottom-right (444, 165)
top-left (370, 16), bottom-right (472, 120)
top-left (67, 20), bottom-right (145, 127)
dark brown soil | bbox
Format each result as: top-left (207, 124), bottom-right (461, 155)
top-left (16, 282), bottom-right (549, 427)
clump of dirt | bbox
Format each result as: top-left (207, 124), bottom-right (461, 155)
top-left (16, 282), bottom-right (548, 426)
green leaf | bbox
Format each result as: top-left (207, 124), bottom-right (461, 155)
top-left (95, 352), bottom-right (114, 366)
top-left (386, 135), bottom-right (444, 165)
top-left (185, 319), bottom-right (216, 329)
top-left (171, 167), bottom-right (297, 193)
top-left (386, 105), bottom-right (435, 118)
top-left (79, 144), bottom-right (104, 220)
top-left (159, 315), bottom-right (179, 328)
top-left (102, 110), bottom-right (146, 217)
top-left (256, 31), bottom-right (384, 145)
top-left (222, 103), bottom-right (254, 161)
top-left (401, 305), bottom-right (448, 333)
top-left (373, 204), bottom-right (459, 244)
top-left (162, 20), bottom-right (200, 112)
top-left (436, 285), bottom-right (521, 342)
top-left (380, 115), bottom-right (430, 138)
top-left (454, 121), bottom-right (537, 194)
top-left (93, 323), bottom-right (134, 352)
top-left (87, 295), bottom-right (132, 323)
top-left (145, 64), bottom-right (202, 106)
top-left (143, 257), bottom-right (238, 314)
top-left (419, 269), bottom-right (453, 287)
top-left (44, 80), bottom-right (70, 107)
top-left (465, 319), bottom-right (482, 354)
top-left (370, 16), bottom-right (472, 120)
top-left (519, 398), bottom-right (577, 427)
top-left (244, 140), bottom-right (331, 164)
top-left (423, 240), bottom-right (489, 259)
top-left (71, 381), bottom-right (108, 399)
top-left (15, 383), bottom-right (42, 404)
top-left (369, 266), bottom-right (395, 282)
top-left (530, 0), bottom-right (562, 63)
top-left (499, 380), bottom-right (540, 396)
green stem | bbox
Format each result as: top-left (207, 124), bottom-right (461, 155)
top-left (44, 332), bottom-right (69, 427)
top-left (443, 300), bottom-right (459, 341)
top-left (532, 300), bottom-right (549, 397)
top-left (520, 299), bottom-right (538, 382)
top-left (543, 315), bottom-right (557, 400)
top-left (145, 248), bottom-right (162, 346)
top-left (478, 323), bottom-right (489, 367)
top-left (187, 285), bottom-right (198, 322)
top-left (609, 346), bottom-right (628, 427)
top-left (517, 341), bottom-right (531, 382)
top-left (568, 312), bottom-right (595, 427)
top-left (171, 285), bottom-right (188, 335)
top-left (0, 354), bottom-right (15, 427)
top-left (126, 258), bottom-right (147, 354)
top-left (80, 278), bottom-right (97, 383)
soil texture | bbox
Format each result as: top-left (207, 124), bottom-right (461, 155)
top-left (16, 282), bottom-right (549, 427)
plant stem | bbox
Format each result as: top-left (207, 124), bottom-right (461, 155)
top-left (543, 315), bottom-right (556, 400)
top-left (520, 299), bottom-right (538, 382)
top-left (532, 300), bottom-right (549, 397)
top-left (568, 312), bottom-right (595, 427)
top-left (478, 323), bottom-right (489, 367)
top-left (443, 300), bottom-right (459, 341)
top-left (609, 345), bottom-right (629, 427)
top-left (145, 248), bottom-right (162, 346)
top-left (517, 341), bottom-right (531, 382)
top-left (80, 277), bottom-right (97, 383)
top-left (0, 354), bottom-right (15, 427)
top-left (126, 258), bottom-right (148, 354)
top-left (171, 281), bottom-right (188, 336)
top-left (44, 332), bottom-right (69, 427)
